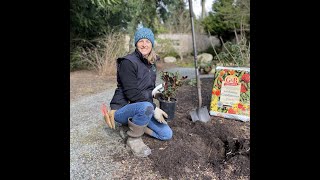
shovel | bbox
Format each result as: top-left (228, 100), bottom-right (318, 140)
top-left (188, 0), bottom-right (211, 123)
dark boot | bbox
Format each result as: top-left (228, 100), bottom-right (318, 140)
top-left (126, 119), bottom-right (151, 157)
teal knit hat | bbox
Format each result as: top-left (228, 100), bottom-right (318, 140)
top-left (134, 27), bottom-right (154, 47)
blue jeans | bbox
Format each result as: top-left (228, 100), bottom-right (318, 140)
top-left (114, 102), bottom-right (173, 140)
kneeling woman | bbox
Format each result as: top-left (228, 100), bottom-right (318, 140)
top-left (108, 27), bottom-right (172, 157)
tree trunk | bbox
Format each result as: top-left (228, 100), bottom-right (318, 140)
top-left (201, 0), bottom-right (206, 19)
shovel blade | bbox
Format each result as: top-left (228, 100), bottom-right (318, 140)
top-left (189, 106), bottom-right (211, 123)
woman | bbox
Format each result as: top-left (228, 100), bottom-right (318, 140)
top-left (108, 27), bottom-right (172, 157)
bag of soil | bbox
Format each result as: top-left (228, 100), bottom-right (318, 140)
top-left (210, 66), bottom-right (250, 122)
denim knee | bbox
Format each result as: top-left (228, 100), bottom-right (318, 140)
top-left (132, 102), bottom-right (154, 125)
top-left (143, 102), bottom-right (154, 115)
top-left (136, 102), bottom-right (154, 118)
top-left (159, 126), bottom-right (173, 140)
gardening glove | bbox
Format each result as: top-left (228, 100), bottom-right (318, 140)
top-left (108, 110), bottom-right (116, 129)
top-left (101, 104), bottom-right (116, 129)
top-left (154, 107), bottom-right (168, 124)
top-left (152, 84), bottom-right (164, 99)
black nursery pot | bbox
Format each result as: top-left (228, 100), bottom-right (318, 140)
top-left (158, 97), bottom-right (177, 121)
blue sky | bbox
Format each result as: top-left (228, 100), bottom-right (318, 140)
top-left (189, 0), bottom-right (215, 18)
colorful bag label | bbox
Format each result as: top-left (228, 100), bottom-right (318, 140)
top-left (210, 66), bottom-right (250, 122)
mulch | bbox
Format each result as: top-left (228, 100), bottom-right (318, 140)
top-left (114, 77), bottom-right (250, 179)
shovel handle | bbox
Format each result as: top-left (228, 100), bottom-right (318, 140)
top-left (188, 0), bottom-right (202, 108)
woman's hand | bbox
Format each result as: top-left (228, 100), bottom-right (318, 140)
top-left (154, 107), bottom-right (168, 124)
top-left (152, 84), bottom-right (164, 99)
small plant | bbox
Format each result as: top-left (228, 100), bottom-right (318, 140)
top-left (199, 61), bottom-right (214, 74)
top-left (187, 78), bottom-right (197, 87)
top-left (160, 71), bottom-right (188, 102)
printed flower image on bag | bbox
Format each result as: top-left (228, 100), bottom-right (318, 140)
top-left (210, 66), bottom-right (250, 122)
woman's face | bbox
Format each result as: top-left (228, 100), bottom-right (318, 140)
top-left (136, 38), bottom-right (152, 57)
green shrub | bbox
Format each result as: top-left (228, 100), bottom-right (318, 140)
top-left (155, 38), bottom-right (179, 58)
top-left (213, 32), bottom-right (250, 67)
top-left (70, 45), bottom-right (91, 71)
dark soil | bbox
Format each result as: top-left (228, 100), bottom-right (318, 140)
top-left (143, 78), bottom-right (250, 179)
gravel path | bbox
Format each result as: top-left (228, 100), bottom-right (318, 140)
top-left (70, 67), bottom-right (214, 179)
top-left (70, 83), bottom-right (126, 179)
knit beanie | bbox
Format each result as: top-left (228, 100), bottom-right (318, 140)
top-left (134, 27), bottom-right (155, 47)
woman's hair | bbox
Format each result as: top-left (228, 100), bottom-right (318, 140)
top-left (146, 49), bottom-right (159, 64)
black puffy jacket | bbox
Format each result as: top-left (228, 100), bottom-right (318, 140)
top-left (110, 49), bottom-right (157, 110)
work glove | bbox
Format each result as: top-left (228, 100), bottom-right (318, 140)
top-left (154, 107), bottom-right (168, 124)
top-left (108, 110), bottom-right (116, 129)
top-left (152, 84), bottom-right (164, 99)
top-left (101, 104), bottom-right (116, 129)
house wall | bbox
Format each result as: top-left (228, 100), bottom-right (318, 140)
top-left (156, 33), bottom-right (220, 55)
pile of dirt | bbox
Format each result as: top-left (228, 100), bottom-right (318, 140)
top-left (116, 78), bottom-right (250, 179)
